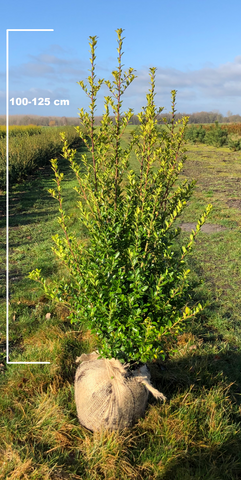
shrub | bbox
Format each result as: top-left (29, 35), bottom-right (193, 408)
top-left (185, 125), bottom-right (206, 144)
top-left (0, 125), bottom-right (42, 138)
top-left (29, 29), bottom-right (212, 365)
top-left (228, 137), bottom-right (241, 151)
top-left (224, 123), bottom-right (241, 135)
top-left (184, 123), bottom-right (240, 150)
top-left (204, 121), bottom-right (228, 147)
top-left (0, 126), bottom-right (84, 188)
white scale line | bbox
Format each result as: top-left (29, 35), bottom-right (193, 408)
top-left (6, 29), bottom-right (54, 365)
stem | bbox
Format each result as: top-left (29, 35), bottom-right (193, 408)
top-left (90, 38), bottom-right (97, 192)
top-left (160, 122), bottom-right (186, 213)
top-left (114, 39), bottom-right (122, 211)
top-left (54, 171), bottom-right (84, 278)
top-left (170, 90), bottom-right (176, 136)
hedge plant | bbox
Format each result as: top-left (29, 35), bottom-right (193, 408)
top-left (29, 29), bottom-right (212, 365)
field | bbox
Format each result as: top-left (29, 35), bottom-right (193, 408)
top-left (0, 126), bottom-right (241, 479)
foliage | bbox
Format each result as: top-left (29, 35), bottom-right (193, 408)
top-left (185, 122), bottom-right (233, 148)
top-left (184, 124), bottom-right (207, 144)
top-left (204, 121), bottom-right (229, 147)
top-left (0, 124), bottom-right (42, 139)
top-left (0, 126), bottom-right (85, 188)
top-left (228, 137), bottom-right (241, 151)
top-left (29, 29), bottom-right (212, 364)
top-left (221, 123), bottom-right (241, 135)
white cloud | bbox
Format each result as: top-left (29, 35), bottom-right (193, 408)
top-left (118, 57), bottom-right (241, 113)
top-left (1, 51), bottom-right (241, 115)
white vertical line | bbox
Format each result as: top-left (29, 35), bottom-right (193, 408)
top-left (6, 29), bottom-right (54, 365)
top-left (6, 29), bottom-right (9, 364)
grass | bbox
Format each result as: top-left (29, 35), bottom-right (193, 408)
top-left (0, 130), bottom-right (241, 479)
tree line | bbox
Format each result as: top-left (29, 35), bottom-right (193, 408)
top-left (0, 111), bottom-right (241, 126)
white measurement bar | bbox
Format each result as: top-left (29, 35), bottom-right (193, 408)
top-left (6, 29), bottom-right (54, 365)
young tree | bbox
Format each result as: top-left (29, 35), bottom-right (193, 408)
top-left (29, 29), bottom-right (212, 365)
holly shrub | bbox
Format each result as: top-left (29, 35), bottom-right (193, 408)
top-left (29, 29), bottom-right (212, 364)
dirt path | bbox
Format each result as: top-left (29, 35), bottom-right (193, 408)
top-left (179, 223), bottom-right (227, 234)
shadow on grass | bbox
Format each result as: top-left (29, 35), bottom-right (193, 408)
top-left (0, 142), bottom-right (88, 230)
top-left (147, 257), bottom-right (241, 406)
top-left (139, 348), bottom-right (241, 479)
top-left (159, 437), bottom-right (241, 480)
top-left (58, 334), bottom-right (93, 384)
top-left (148, 349), bottom-right (241, 406)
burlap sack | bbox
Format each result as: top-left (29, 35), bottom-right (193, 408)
top-left (74, 351), bottom-right (166, 431)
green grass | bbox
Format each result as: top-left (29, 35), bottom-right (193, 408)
top-left (0, 133), bottom-right (241, 479)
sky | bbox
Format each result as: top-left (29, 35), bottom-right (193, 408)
top-left (2, 0), bottom-right (241, 118)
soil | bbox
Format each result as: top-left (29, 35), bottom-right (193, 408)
top-left (179, 223), bottom-right (227, 234)
top-left (226, 199), bottom-right (241, 210)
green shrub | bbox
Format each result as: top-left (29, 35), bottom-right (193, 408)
top-left (29, 30), bottom-right (212, 364)
top-left (185, 122), bottom-right (229, 147)
top-left (184, 122), bottom-right (236, 149)
top-left (228, 137), bottom-right (241, 151)
top-left (185, 125), bottom-right (206, 144)
top-left (204, 121), bottom-right (228, 147)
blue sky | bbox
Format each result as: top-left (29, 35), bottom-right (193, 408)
top-left (2, 0), bottom-right (241, 118)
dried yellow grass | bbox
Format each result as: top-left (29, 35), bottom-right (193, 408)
top-left (0, 444), bottom-right (50, 480)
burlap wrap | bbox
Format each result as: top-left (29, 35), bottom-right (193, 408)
top-left (74, 351), bottom-right (166, 431)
